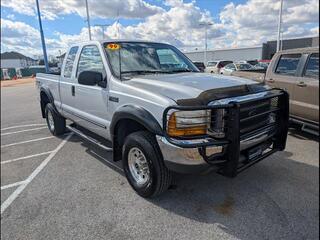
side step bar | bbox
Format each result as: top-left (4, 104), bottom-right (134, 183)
top-left (66, 125), bottom-right (113, 152)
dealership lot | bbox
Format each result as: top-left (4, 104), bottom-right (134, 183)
top-left (1, 82), bottom-right (319, 240)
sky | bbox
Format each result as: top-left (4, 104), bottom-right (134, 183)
top-left (1, 0), bottom-right (319, 59)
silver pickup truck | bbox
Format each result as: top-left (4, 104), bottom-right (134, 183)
top-left (36, 40), bottom-right (289, 197)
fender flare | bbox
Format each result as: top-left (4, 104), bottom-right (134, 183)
top-left (40, 87), bottom-right (58, 117)
top-left (110, 105), bottom-right (163, 137)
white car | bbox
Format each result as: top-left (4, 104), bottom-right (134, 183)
top-left (205, 60), bottom-right (233, 74)
top-left (220, 63), bottom-right (253, 75)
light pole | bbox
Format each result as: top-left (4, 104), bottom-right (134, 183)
top-left (35, 0), bottom-right (49, 73)
top-left (276, 0), bottom-right (284, 52)
top-left (85, 0), bottom-right (92, 40)
top-left (94, 24), bottom-right (110, 40)
top-left (199, 22), bottom-right (213, 65)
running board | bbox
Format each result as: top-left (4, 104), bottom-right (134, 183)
top-left (66, 125), bottom-right (113, 152)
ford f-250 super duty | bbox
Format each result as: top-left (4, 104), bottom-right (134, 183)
top-left (36, 40), bottom-right (289, 197)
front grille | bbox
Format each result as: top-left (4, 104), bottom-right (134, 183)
top-left (239, 96), bottom-right (280, 137)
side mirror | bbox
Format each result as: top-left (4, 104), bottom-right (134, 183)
top-left (78, 71), bottom-right (104, 87)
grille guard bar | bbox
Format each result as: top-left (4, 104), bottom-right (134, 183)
top-left (162, 88), bottom-right (289, 177)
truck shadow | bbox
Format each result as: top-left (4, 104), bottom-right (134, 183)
top-left (147, 150), bottom-right (319, 239)
top-left (70, 133), bottom-right (318, 239)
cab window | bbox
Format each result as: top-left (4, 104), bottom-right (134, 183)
top-left (77, 45), bottom-right (105, 78)
top-left (275, 54), bottom-right (301, 76)
top-left (63, 46), bottom-right (78, 78)
top-left (304, 53), bottom-right (319, 79)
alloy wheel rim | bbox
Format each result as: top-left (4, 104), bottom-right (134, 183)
top-left (47, 111), bottom-right (55, 132)
top-left (128, 147), bottom-right (150, 186)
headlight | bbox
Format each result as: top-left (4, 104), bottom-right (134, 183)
top-left (167, 110), bottom-right (210, 137)
top-left (209, 109), bottom-right (225, 138)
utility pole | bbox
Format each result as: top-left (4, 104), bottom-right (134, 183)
top-left (277, 0), bottom-right (284, 52)
top-left (116, 8), bottom-right (120, 39)
top-left (35, 0), bottom-right (49, 73)
top-left (85, 0), bottom-right (92, 40)
top-left (199, 22), bottom-right (213, 65)
top-left (94, 24), bottom-right (110, 40)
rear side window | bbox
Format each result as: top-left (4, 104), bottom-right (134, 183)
top-left (304, 53), bottom-right (319, 79)
top-left (275, 54), bottom-right (301, 76)
top-left (63, 46), bottom-right (78, 78)
top-left (77, 45), bottom-right (105, 77)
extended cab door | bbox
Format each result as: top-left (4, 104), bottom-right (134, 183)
top-left (292, 52), bottom-right (319, 123)
top-left (60, 46), bottom-right (79, 120)
top-left (265, 53), bottom-right (302, 116)
top-left (73, 44), bottom-right (109, 137)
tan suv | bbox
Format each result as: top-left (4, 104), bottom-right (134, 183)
top-left (266, 47), bottom-right (319, 135)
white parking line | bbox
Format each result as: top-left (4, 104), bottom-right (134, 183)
top-left (1, 133), bottom-right (73, 214)
top-left (1, 181), bottom-right (26, 191)
top-left (1, 126), bottom-right (47, 136)
top-left (1, 123), bottom-right (46, 131)
top-left (1, 136), bottom-right (54, 148)
top-left (1, 151), bottom-right (54, 165)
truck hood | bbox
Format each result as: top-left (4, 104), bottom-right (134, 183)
top-left (125, 72), bottom-right (260, 103)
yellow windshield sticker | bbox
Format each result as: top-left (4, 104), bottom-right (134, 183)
top-left (106, 43), bottom-right (120, 50)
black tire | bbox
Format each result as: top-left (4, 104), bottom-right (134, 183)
top-left (122, 131), bottom-right (172, 198)
top-left (45, 103), bottom-right (66, 136)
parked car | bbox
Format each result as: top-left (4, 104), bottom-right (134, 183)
top-left (238, 60), bottom-right (259, 66)
top-left (205, 60), bottom-right (233, 74)
top-left (253, 62), bottom-right (269, 70)
top-left (232, 47), bottom-right (319, 135)
top-left (36, 40), bottom-right (289, 197)
top-left (220, 63), bottom-right (253, 75)
top-left (193, 61), bottom-right (205, 72)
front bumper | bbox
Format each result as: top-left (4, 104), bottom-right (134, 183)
top-left (159, 89), bottom-right (289, 177)
top-left (156, 136), bottom-right (219, 174)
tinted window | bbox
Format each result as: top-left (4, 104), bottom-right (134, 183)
top-left (236, 63), bottom-right (252, 70)
top-left (63, 46), bottom-right (78, 78)
top-left (275, 54), bottom-right (301, 76)
top-left (77, 45), bottom-right (105, 77)
top-left (219, 61), bottom-right (233, 68)
top-left (304, 53), bottom-right (319, 79)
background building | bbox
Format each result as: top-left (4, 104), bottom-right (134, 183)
top-left (184, 36), bottom-right (319, 63)
top-left (0, 52), bottom-right (37, 68)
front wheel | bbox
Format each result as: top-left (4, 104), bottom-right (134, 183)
top-left (122, 131), bottom-right (172, 198)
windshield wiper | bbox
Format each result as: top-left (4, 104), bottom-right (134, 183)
top-left (121, 70), bottom-right (168, 75)
top-left (166, 68), bottom-right (194, 73)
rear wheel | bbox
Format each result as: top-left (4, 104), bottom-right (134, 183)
top-left (45, 103), bottom-right (66, 136)
top-left (122, 131), bottom-right (172, 198)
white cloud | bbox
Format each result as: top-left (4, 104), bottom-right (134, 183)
top-left (1, 0), bottom-right (164, 20)
top-left (1, 0), bottom-right (318, 57)
top-left (219, 0), bottom-right (319, 47)
top-left (1, 19), bottom-right (65, 57)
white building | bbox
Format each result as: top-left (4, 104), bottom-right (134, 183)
top-left (184, 46), bottom-right (263, 63)
top-left (0, 52), bottom-right (37, 68)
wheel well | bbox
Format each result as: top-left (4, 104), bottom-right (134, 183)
top-left (40, 91), bottom-right (50, 118)
top-left (113, 119), bottom-right (148, 161)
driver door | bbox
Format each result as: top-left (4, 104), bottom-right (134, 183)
top-left (73, 44), bottom-right (110, 137)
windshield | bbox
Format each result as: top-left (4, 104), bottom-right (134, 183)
top-left (103, 42), bottom-right (198, 79)
top-left (236, 63), bottom-right (252, 70)
top-left (207, 61), bottom-right (217, 67)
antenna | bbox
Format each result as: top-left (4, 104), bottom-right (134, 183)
top-left (117, 9), bottom-right (120, 39)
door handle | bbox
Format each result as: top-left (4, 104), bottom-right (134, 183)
top-left (297, 82), bottom-right (307, 87)
top-left (71, 86), bottom-right (75, 96)
top-left (266, 79), bottom-right (274, 83)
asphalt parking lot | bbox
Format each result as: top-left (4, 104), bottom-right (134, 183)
top-left (1, 81), bottom-right (319, 240)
